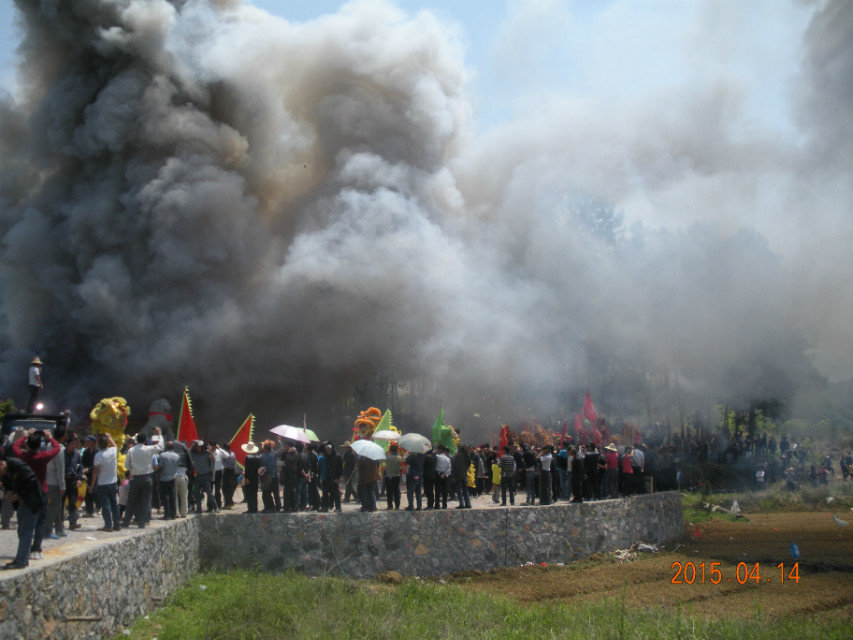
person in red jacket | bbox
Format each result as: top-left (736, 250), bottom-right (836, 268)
top-left (10, 430), bottom-right (61, 563)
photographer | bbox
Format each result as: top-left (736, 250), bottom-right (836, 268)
top-left (8, 429), bottom-right (61, 565)
top-left (1, 451), bottom-right (46, 569)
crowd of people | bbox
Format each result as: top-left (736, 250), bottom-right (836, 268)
top-left (239, 436), bottom-right (671, 514)
top-left (3, 415), bottom-right (849, 571)
top-left (0, 422), bottom-right (244, 570)
top-left (667, 428), bottom-right (852, 491)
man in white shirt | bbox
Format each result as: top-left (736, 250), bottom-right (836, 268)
top-left (631, 445), bottom-right (645, 494)
top-left (155, 441), bottom-right (181, 520)
top-left (26, 357), bottom-right (43, 413)
top-left (121, 429), bottom-right (163, 529)
top-left (44, 424), bottom-right (68, 537)
top-left (88, 433), bottom-right (120, 531)
top-left (434, 446), bottom-right (451, 509)
top-left (538, 445), bottom-right (553, 505)
top-left (212, 444), bottom-right (225, 509)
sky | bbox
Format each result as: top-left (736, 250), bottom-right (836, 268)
top-left (0, 0), bottom-right (850, 432)
top-left (0, 0), bottom-right (829, 246)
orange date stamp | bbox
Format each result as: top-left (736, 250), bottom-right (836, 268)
top-left (671, 561), bottom-right (800, 585)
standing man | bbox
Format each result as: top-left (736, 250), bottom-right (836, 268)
top-left (88, 433), bottom-right (120, 531)
top-left (156, 441), bottom-right (180, 520)
top-left (538, 446), bottom-right (553, 506)
top-left (498, 447), bottom-right (516, 506)
top-left (384, 444), bottom-right (402, 510)
top-left (423, 447), bottom-right (437, 510)
top-left (604, 444), bottom-right (619, 499)
top-left (322, 443), bottom-right (343, 513)
top-left (295, 443), bottom-right (311, 511)
top-left (632, 444), bottom-right (646, 495)
top-left (12, 430), bottom-right (61, 559)
top-left (280, 443), bottom-right (299, 513)
top-left (341, 441), bottom-right (357, 502)
top-left (45, 423), bottom-right (68, 538)
top-left (1, 451), bottom-right (48, 569)
top-left (451, 444), bottom-right (472, 509)
top-left (122, 430), bottom-right (163, 528)
top-left (63, 434), bottom-right (83, 530)
top-left (189, 440), bottom-right (216, 513)
top-left (212, 443), bottom-right (225, 509)
top-left (221, 444), bottom-right (237, 509)
top-left (261, 440), bottom-right (282, 513)
top-left (433, 445), bottom-right (451, 509)
top-left (241, 442), bottom-right (261, 514)
top-left (404, 448), bottom-right (425, 511)
top-left (173, 440), bottom-right (193, 518)
top-left (80, 435), bottom-right (98, 517)
top-left (571, 446), bottom-right (585, 503)
top-left (356, 453), bottom-right (378, 512)
top-left (26, 357), bottom-right (44, 413)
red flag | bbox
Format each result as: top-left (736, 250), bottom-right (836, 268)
top-left (229, 414), bottom-right (255, 469)
top-left (176, 387), bottom-right (199, 445)
top-left (574, 413), bottom-right (584, 433)
top-left (583, 390), bottom-right (598, 424)
top-left (559, 420), bottom-right (568, 447)
top-left (592, 429), bottom-right (603, 445)
top-left (499, 425), bottom-right (509, 454)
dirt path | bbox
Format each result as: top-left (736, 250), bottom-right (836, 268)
top-left (445, 511), bottom-right (853, 621)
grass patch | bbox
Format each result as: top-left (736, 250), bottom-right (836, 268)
top-left (682, 480), bottom-right (853, 517)
top-left (115, 570), bottom-right (852, 640)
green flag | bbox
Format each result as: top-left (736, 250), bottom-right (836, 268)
top-left (432, 407), bottom-right (445, 445)
top-left (375, 409), bottom-right (393, 451)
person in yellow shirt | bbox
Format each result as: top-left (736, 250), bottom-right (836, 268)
top-left (491, 457), bottom-right (501, 504)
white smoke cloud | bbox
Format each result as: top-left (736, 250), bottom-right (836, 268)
top-left (0, 0), bottom-right (850, 437)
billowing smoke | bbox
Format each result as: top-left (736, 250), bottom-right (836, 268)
top-left (1, 0), bottom-right (850, 439)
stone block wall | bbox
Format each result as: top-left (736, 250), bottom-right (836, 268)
top-left (200, 492), bottom-right (684, 578)
top-left (0, 492), bottom-right (682, 639)
top-left (0, 518), bottom-right (199, 640)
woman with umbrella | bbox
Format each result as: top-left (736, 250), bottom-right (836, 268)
top-left (349, 440), bottom-right (385, 512)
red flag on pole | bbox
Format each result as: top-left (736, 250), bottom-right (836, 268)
top-left (499, 424), bottom-right (509, 454)
top-left (229, 414), bottom-right (255, 469)
top-left (176, 387), bottom-right (199, 445)
top-left (583, 390), bottom-right (598, 424)
top-left (559, 420), bottom-right (568, 447)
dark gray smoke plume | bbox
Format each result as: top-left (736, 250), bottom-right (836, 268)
top-left (1, 0), bottom-right (850, 438)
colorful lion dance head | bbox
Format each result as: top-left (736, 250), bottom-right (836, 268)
top-left (353, 407), bottom-right (383, 440)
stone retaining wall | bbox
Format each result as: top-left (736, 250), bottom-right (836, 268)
top-left (0, 518), bottom-right (199, 640)
top-left (0, 492), bottom-right (682, 639)
top-left (200, 492), bottom-right (683, 577)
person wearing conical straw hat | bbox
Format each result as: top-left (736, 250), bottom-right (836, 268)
top-left (240, 442), bottom-right (261, 514)
top-left (26, 356), bottom-right (44, 413)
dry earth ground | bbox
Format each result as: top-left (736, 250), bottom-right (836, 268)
top-left (441, 512), bottom-right (853, 622)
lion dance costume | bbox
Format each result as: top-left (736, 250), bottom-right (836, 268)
top-left (89, 397), bottom-right (130, 476)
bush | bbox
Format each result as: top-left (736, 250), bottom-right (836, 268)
top-left (799, 485), bottom-right (830, 509)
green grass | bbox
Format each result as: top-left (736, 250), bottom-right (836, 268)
top-left (681, 479), bottom-right (853, 521)
top-left (115, 570), bottom-right (852, 640)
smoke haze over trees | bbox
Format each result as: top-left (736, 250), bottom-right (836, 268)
top-left (0, 0), bottom-right (850, 440)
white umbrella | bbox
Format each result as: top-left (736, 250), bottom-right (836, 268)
top-left (398, 433), bottom-right (431, 453)
top-left (350, 439), bottom-right (386, 461)
top-left (372, 430), bottom-right (400, 441)
top-left (270, 424), bottom-right (311, 444)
